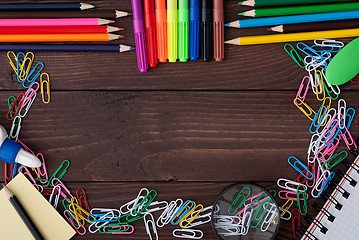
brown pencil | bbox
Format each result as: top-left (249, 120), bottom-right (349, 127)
top-left (0, 9), bottom-right (131, 19)
top-left (270, 19), bottom-right (359, 33)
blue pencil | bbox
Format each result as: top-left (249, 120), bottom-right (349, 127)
top-left (0, 44), bottom-right (135, 52)
top-left (0, 2), bottom-right (96, 11)
top-left (225, 10), bottom-right (359, 28)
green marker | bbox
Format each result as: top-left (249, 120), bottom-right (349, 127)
top-left (178, 0), bottom-right (189, 62)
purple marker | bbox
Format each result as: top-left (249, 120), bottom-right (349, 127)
top-left (132, 0), bottom-right (148, 73)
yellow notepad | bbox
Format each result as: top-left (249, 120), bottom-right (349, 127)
top-left (0, 173), bottom-right (76, 240)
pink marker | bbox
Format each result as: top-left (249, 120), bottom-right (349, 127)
top-left (0, 18), bottom-right (113, 26)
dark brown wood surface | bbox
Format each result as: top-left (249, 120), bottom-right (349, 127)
top-left (0, 0), bottom-right (358, 240)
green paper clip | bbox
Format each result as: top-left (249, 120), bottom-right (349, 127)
top-left (228, 187), bottom-right (251, 215)
top-left (297, 185), bottom-right (307, 215)
top-left (49, 159), bottom-right (70, 186)
top-left (284, 43), bottom-right (305, 69)
top-left (322, 151), bottom-right (348, 171)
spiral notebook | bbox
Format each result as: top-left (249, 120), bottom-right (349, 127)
top-left (301, 156), bottom-right (359, 240)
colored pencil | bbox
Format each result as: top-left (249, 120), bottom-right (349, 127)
top-left (239, 0), bottom-right (357, 7)
top-left (0, 10), bottom-right (130, 19)
top-left (0, 18), bottom-right (113, 27)
top-left (270, 19), bottom-right (359, 33)
top-left (0, 44), bottom-right (135, 52)
top-left (225, 28), bottom-right (359, 46)
top-left (239, 2), bottom-right (359, 17)
top-left (0, 2), bottom-right (96, 11)
top-left (0, 26), bottom-right (122, 34)
top-left (226, 10), bottom-right (359, 29)
top-left (0, 33), bottom-right (123, 42)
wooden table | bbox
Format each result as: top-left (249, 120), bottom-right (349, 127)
top-left (1, 0), bottom-right (358, 239)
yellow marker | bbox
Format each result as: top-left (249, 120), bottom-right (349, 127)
top-left (167, 0), bottom-right (178, 62)
top-left (226, 28), bottom-right (359, 46)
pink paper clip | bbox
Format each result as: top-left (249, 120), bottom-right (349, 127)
top-left (76, 188), bottom-right (90, 213)
top-left (278, 190), bottom-right (308, 201)
top-left (341, 126), bottom-right (358, 151)
top-left (64, 210), bottom-right (86, 235)
top-left (5, 163), bottom-right (13, 184)
top-left (294, 76), bottom-right (311, 106)
top-left (234, 191), bottom-right (269, 219)
top-left (101, 225), bottom-right (135, 234)
top-left (18, 166), bottom-right (40, 191)
top-left (17, 139), bottom-right (35, 155)
top-left (36, 153), bottom-right (48, 184)
top-left (51, 178), bottom-right (74, 199)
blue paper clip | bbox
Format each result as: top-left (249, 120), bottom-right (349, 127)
top-left (23, 62), bottom-right (44, 88)
top-left (324, 120), bottom-right (341, 146)
top-left (297, 42), bottom-right (322, 63)
top-left (87, 214), bottom-right (119, 223)
top-left (318, 171), bottom-right (335, 197)
top-left (288, 156), bottom-right (313, 180)
top-left (11, 162), bottom-right (19, 179)
top-left (309, 106), bottom-right (327, 134)
top-left (171, 200), bottom-right (194, 225)
top-left (342, 108), bottom-right (355, 135)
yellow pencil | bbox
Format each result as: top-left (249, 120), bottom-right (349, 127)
top-left (225, 28), bottom-right (359, 46)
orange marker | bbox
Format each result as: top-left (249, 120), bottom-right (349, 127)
top-left (155, 0), bottom-right (167, 62)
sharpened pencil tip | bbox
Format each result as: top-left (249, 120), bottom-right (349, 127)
top-left (130, 47), bottom-right (136, 50)
top-left (224, 23), bottom-right (229, 27)
top-left (109, 20), bottom-right (115, 23)
top-left (238, 1), bottom-right (243, 4)
top-left (224, 41), bottom-right (228, 44)
top-left (238, 12), bottom-right (245, 16)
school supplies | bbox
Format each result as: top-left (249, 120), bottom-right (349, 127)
top-left (239, 0), bottom-right (357, 7)
top-left (189, 0), bottom-right (200, 61)
top-left (0, 44), bottom-right (135, 52)
top-left (0, 173), bottom-right (76, 239)
top-left (0, 125), bottom-right (41, 167)
top-left (0, 33), bottom-right (123, 42)
top-left (132, 0), bottom-right (149, 73)
top-left (239, 2), bottom-right (359, 17)
top-left (270, 20), bottom-right (359, 33)
top-left (0, 2), bottom-right (96, 11)
top-left (144, 0), bottom-right (158, 67)
top-left (178, 0), bottom-right (189, 62)
top-left (226, 10), bottom-right (359, 29)
top-left (325, 38), bottom-right (359, 86)
top-left (0, 26), bottom-right (122, 34)
top-left (167, 0), bottom-right (178, 62)
top-left (301, 155), bottom-right (359, 240)
top-left (3, 184), bottom-right (44, 240)
top-left (0, 10), bottom-right (130, 19)
top-left (225, 28), bottom-right (359, 46)
top-left (155, 0), bottom-right (167, 63)
top-left (0, 18), bottom-right (114, 26)
top-left (201, 0), bottom-right (212, 62)
top-left (213, 0), bottom-right (224, 62)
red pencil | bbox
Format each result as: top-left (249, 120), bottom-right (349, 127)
top-left (144, 0), bottom-right (158, 68)
top-left (0, 25), bottom-right (123, 34)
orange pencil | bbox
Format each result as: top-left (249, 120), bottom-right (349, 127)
top-left (0, 33), bottom-right (123, 42)
top-left (155, 0), bottom-right (167, 62)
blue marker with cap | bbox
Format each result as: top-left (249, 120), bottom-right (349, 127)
top-left (0, 125), bottom-right (41, 168)
top-left (189, 0), bottom-right (200, 61)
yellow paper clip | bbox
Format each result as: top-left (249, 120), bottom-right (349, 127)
top-left (18, 52), bottom-right (34, 81)
top-left (314, 70), bottom-right (326, 102)
top-left (7, 51), bottom-right (18, 73)
top-left (40, 72), bottom-right (50, 104)
top-left (69, 197), bottom-right (94, 226)
top-left (319, 97), bottom-right (331, 126)
top-left (293, 98), bottom-right (316, 121)
top-left (179, 203), bottom-right (204, 228)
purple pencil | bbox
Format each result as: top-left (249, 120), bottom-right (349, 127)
top-left (132, 0), bottom-right (148, 73)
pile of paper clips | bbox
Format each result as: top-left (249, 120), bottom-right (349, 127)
top-left (278, 39), bottom-right (357, 239)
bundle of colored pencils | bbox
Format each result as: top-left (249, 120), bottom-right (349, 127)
top-left (225, 0), bottom-right (359, 46)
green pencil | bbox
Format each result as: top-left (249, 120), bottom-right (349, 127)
top-left (239, 2), bottom-right (359, 17)
top-left (239, 0), bottom-right (357, 7)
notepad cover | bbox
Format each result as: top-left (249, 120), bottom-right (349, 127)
top-left (0, 173), bottom-right (75, 240)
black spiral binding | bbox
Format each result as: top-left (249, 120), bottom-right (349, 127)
top-left (298, 226), bottom-right (319, 240)
top-left (343, 159), bottom-right (359, 174)
top-left (328, 181), bottom-right (350, 199)
top-left (337, 169), bottom-right (358, 187)
top-left (321, 192), bottom-right (342, 210)
top-left (312, 202), bottom-right (335, 222)
top-left (305, 215), bottom-right (328, 234)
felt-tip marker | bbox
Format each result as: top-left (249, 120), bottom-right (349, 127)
top-left (131, 0), bottom-right (148, 72)
top-left (144, 0), bottom-right (158, 67)
top-left (213, 0), bottom-right (224, 61)
top-left (178, 0), bottom-right (189, 62)
top-left (201, 0), bottom-right (212, 62)
top-left (167, 0), bottom-right (178, 62)
top-left (155, 0), bottom-right (167, 63)
top-left (189, 0), bottom-right (200, 61)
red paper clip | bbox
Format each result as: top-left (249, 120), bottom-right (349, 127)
top-left (42, 186), bottom-right (58, 196)
top-left (6, 93), bottom-right (25, 121)
top-left (5, 162), bottom-right (13, 184)
top-left (76, 188), bottom-right (90, 213)
top-left (291, 208), bottom-right (302, 239)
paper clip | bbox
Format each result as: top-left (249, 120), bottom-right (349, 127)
top-left (318, 171), bottom-right (335, 197)
top-left (284, 44), bottom-right (305, 68)
top-left (173, 229), bottom-right (203, 239)
top-left (49, 185), bottom-right (61, 209)
top-left (293, 98), bottom-right (316, 121)
top-left (228, 186), bottom-right (250, 215)
top-left (89, 211), bottom-right (117, 233)
top-left (185, 206), bottom-right (212, 228)
top-left (129, 188), bottom-right (149, 213)
top-left (7, 51), bottom-right (18, 73)
top-left (306, 163), bottom-right (316, 188)
top-left (131, 189), bottom-right (157, 216)
top-left (314, 39), bottom-right (344, 52)
top-left (278, 190), bottom-right (308, 201)
top-left (280, 199), bottom-right (293, 220)
top-left (6, 93), bottom-right (25, 121)
top-left (76, 188), bottom-right (90, 213)
top-left (16, 52), bottom-right (26, 81)
top-left (171, 200), bottom-right (195, 225)
top-left (36, 153), bottom-right (48, 184)
top-left (24, 62), bottom-right (44, 88)
top-left (311, 170), bottom-right (330, 198)
top-left (9, 116), bottom-right (21, 141)
top-left (144, 213), bottom-right (158, 240)
top-left (288, 156), bottom-right (313, 180)
top-left (18, 166), bottom-right (40, 191)
top-left (295, 76), bottom-right (311, 106)
top-left (7, 96), bottom-right (18, 121)
top-left (297, 42), bottom-right (322, 62)
top-left (296, 185), bottom-right (307, 215)
top-left (179, 203), bottom-right (204, 228)
top-left (269, 190), bottom-right (277, 197)
top-left (64, 210), bottom-right (86, 235)
top-left (291, 208), bottom-right (302, 239)
top-left (18, 91), bottom-right (36, 119)
top-left (251, 198), bottom-right (270, 228)
top-left (157, 199), bottom-right (183, 228)
top-left (19, 52), bottom-right (35, 82)
top-left (51, 178), bottom-right (74, 199)
top-left (277, 178), bottom-right (308, 192)
top-left (146, 201), bottom-right (168, 213)
top-left (322, 151), bottom-right (347, 171)
top-left (40, 72), bottom-right (50, 104)
top-left (4, 163), bottom-right (13, 184)
top-left (345, 108), bottom-right (355, 131)
top-left (261, 202), bottom-right (277, 232)
top-left (340, 126), bottom-right (357, 151)
top-left (99, 224), bottom-right (134, 234)
top-left (314, 70), bottom-right (325, 101)
top-left (49, 160), bottom-right (70, 186)
top-left (309, 106), bottom-right (326, 134)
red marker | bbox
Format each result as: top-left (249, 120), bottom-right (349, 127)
top-left (144, 0), bottom-right (158, 67)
